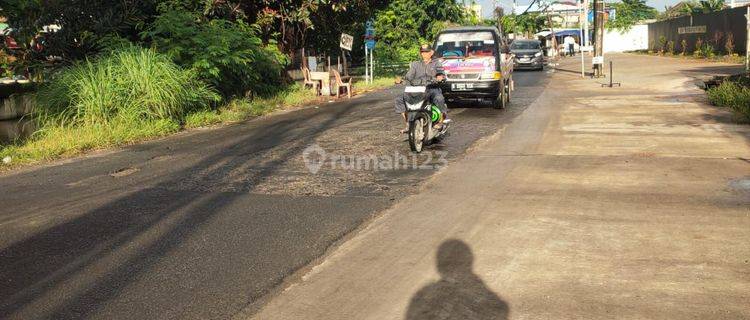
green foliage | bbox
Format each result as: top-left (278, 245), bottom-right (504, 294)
top-left (373, 0), bottom-right (466, 65)
top-left (501, 13), bottom-right (547, 36)
top-left (693, 37), bottom-right (704, 55)
top-left (707, 80), bottom-right (750, 122)
top-left (143, 10), bottom-right (288, 98)
top-left (35, 47), bottom-right (219, 127)
top-left (607, 0), bottom-right (657, 31)
top-left (0, 118), bottom-right (181, 165)
top-left (658, 36), bottom-right (667, 53)
top-left (680, 39), bottom-right (688, 55)
top-left (2, 0), bottom-right (155, 62)
top-left (693, 41), bottom-right (715, 58)
top-left (680, 0), bottom-right (726, 16)
top-left (185, 109), bottom-right (224, 128)
top-left (667, 40), bottom-right (675, 55)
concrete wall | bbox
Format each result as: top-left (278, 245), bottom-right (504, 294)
top-left (604, 24), bottom-right (649, 52)
top-left (0, 94), bottom-right (35, 143)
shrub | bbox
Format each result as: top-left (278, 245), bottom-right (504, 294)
top-left (658, 36), bottom-right (667, 54)
top-left (725, 33), bottom-right (735, 55)
top-left (707, 80), bottom-right (750, 122)
top-left (35, 47), bottom-right (219, 127)
top-left (698, 43), bottom-right (715, 58)
top-left (143, 10), bottom-right (288, 98)
top-left (680, 39), bottom-right (688, 55)
top-left (667, 41), bottom-right (675, 55)
top-left (693, 38), bottom-right (703, 56)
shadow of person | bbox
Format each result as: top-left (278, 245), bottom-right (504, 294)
top-left (405, 239), bottom-right (509, 320)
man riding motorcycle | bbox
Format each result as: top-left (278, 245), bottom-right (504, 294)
top-left (395, 44), bottom-right (449, 133)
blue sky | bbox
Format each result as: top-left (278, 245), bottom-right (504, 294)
top-left (475, 0), bottom-right (683, 17)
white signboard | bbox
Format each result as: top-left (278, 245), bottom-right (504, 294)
top-left (340, 33), bottom-right (354, 51)
top-left (592, 56), bottom-right (604, 64)
top-left (678, 26), bottom-right (706, 34)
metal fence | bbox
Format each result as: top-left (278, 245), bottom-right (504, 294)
top-left (647, 6), bottom-right (748, 55)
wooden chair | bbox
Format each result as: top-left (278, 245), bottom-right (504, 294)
top-left (302, 67), bottom-right (320, 95)
top-left (331, 69), bottom-right (351, 98)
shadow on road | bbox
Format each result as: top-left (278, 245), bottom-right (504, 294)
top-left (0, 98), bottom-right (361, 319)
top-left (405, 239), bottom-right (509, 320)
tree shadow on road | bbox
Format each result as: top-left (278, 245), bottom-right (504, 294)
top-left (405, 239), bottom-right (509, 320)
top-left (0, 96), bottom-right (370, 319)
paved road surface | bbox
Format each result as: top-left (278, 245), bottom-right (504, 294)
top-left (250, 54), bottom-right (750, 320)
top-left (0, 70), bottom-right (550, 319)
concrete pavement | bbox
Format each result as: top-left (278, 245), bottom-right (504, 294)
top-left (248, 54), bottom-right (750, 319)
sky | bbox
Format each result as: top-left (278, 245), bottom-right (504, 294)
top-left (475, 0), bottom-right (684, 17)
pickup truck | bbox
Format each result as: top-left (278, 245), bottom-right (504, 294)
top-left (434, 26), bottom-right (514, 109)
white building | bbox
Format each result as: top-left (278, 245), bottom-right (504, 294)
top-left (728, 0), bottom-right (750, 8)
top-left (516, 2), bottom-right (583, 29)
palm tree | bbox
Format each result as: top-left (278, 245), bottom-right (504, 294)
top-left (699, 0), bottom-right (725, 13)
top-left (681, 0), bottom-right (725, 15)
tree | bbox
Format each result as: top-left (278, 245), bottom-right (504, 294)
top-left (372, 0), bottom-right (466, 64)
top-left (606, 0), bottom-right (657, 31)
top-left (679, 0), bottom-right (725, 16)
top-left (501, 13), bottom-right (547, 37)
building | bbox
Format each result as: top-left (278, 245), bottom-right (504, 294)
top-left (516, 2), bottom-right (583, 29)
top-left (728, 0), bottom-right (750, 7)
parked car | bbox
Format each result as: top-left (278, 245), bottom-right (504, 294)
top-left (433, 26), bottom-right (514, 109)
top-left (510, 39), bottom-right (544, 71)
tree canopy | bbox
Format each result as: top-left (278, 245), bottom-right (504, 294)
top-left (606, 0), bottom-right (657, 31)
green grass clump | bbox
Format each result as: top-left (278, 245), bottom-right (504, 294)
top-left (185, 110), bottom-right (224, 128)
top-left (0, 73), bottom-right (395, 169)
top-left (353, 77), bottom-right (395, 93)
top-left (707, 80), bottom-right (750, 122)
top-left (36, 47), bottom-right (220, 126)
top-left (0, 118), bottom-right (180, 166)
top-left (0, 47), bottom-right (218, 168)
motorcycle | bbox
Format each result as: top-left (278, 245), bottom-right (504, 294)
top-left (403, 80), bottom-right (451, 153)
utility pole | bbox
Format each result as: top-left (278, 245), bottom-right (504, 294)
top-left (580, 0), bottom-right (585, 77)
top-left (583, 0), bottom-right (590, 47)
top-left (593, 0), bottom-right (605, 77)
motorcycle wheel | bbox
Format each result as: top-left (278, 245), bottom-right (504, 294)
top-left (408, 117), bottom-right (426, 153)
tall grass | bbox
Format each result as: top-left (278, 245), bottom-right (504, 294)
top-left (0, 47), bottom-right (219, 167)
top-left (707, 80), bottom-right (750, 123)
top-left (1, 74), bottom-right (394, 168)
top-left (35, 47), bottom-right (220, 126)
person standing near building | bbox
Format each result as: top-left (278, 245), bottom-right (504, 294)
top-left (563, 35), bottom-right (576, 56)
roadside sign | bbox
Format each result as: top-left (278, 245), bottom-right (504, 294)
top-left (365, 39), bottom-right (375, 50)
top-left (340, 33), bottom-right (353, 51)
top-left (678, 26), bottom-right (706, 34)
top-left (592, 56), bottom-right (604, 65)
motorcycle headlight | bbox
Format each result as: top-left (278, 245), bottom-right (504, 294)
top-left (534, 52), bottom-right (542, 57)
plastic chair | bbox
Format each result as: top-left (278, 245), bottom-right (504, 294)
top-left (332, 69), bottom-right (351, 98)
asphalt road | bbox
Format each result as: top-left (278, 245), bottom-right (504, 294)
top-left (0, 70), bottom-right (549, 319)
